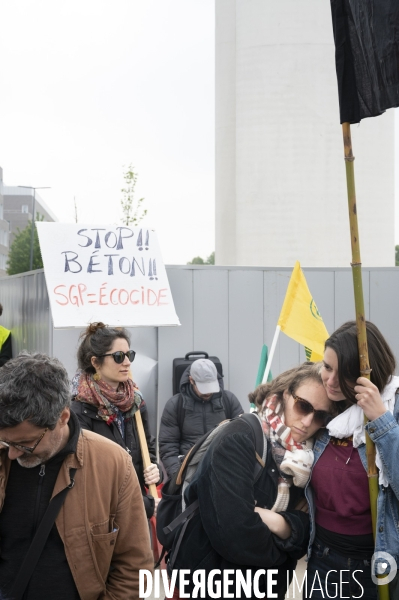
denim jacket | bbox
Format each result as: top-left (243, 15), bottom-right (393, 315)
top-left (305, 393), bottom-right (399, 563)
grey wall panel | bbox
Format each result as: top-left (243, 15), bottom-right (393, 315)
top-left (334, 270), bottom-right (369, 329)
top-left (193, 268), bottom-right (229, 383)
top-left (52, 328), bottom-right (82, 374)
top-left (0, 270), bottom-right (50, 356)
top-left (129, 327), bottom-right (158, 436)
top-left (3, 265), bottom-right (399, 449)
top-left (263, 270), bottom-right (280, 373)
top-left (369, 269), bottom-right (399, 359)
top-left (158, 268), bottom-right (194, 421)
top-left (228, 270), bottom-right (264, 409)
top-left (11, 276), bottom-right (26, 353)
top-left (23, 272), bottom-right (51, 353)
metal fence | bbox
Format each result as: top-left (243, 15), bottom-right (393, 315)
top-left (1, 266), bottom-right (399, 438)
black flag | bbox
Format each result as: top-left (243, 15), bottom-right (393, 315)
top-left (331, 0), bottom-right (399, 124)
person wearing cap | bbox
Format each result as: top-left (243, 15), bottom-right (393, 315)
top-left (159, 358), bottom-right (243, 479)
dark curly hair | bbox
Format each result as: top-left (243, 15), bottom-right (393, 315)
top-left (77, 322), bottom-right (130, 374)
top-left (0, 352), bottom-right (70, 429)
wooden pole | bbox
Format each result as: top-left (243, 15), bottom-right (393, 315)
top-left (135, 409), bottom-right (159, 499)
top-left (342, 122), bottom-right (388, 599)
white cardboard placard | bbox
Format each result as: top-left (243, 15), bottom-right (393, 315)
top-left (37, 223), bottom-right (180, 328)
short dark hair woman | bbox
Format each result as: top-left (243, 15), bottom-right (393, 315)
top-left (169, 362), bottom-right (333, 600)
top-left (305, 321), bottom-right (399, 599)
top-left (71, 322), bottom-right (162, 518)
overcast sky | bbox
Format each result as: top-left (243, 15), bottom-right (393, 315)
top-left (1, 1), bottom-right (398, 265)
top-left (0, 0), bottom-right (215, 264)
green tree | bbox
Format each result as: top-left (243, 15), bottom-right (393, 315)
top-left (189, 256), bottom-right (205, 264)
top-left (396, 245), bottom-right (399, 266)
top-left (7, 216), bottom-right (44, 275)
top-left (121, 164), bottom-right (147, 226)
top-left (187, 251), bottom-right (215, 265)
top-left (206, 251), bottom-right (215, 265)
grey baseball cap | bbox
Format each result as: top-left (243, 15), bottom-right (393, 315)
top-left (190, 359), bottom-right (220, 394)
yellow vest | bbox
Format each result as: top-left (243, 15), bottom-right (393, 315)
top-left (0, 325), bottom-right (10, 350)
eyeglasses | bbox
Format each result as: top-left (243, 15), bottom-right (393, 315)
top-left (97, 350), bottom-right (136, 364)
top-left (292, 393), bottom-right (333, 428)
top-left (0, 428), bottom-right (48, 454)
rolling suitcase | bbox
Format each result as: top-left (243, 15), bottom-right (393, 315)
top-left (172, 351), bottom-right (223, 395)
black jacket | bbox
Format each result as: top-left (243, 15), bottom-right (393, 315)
top-left (71, 399), bottom-right (161, 518)
top-left (171, 417), bottom-right (309, 600)
top-left (158, 367), bottom-right (243, 478)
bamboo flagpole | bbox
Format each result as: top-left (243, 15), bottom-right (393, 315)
top-left (342, 123), bottom-right (388, 599)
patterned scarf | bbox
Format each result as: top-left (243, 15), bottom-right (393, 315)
top-left (260, 394), bottom-right (314, 512)
top-left (75, 372), bottom-right (143, 426)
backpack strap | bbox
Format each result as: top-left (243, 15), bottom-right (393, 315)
top-left (163, 499), bottom-right (199, 535)
top-left (168, 500), bottom-right (200, 570)
top-left (176, 413), bottom-right (265, 488)
top-left (176, 424), bottom-right (225, 486)
top-left (221, 391), bottom-right (232, 419)
top-left (238, 412), bottom-right (266, 482)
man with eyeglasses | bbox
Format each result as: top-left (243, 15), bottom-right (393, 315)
top-left (0, 352), bottom-right (153, 600)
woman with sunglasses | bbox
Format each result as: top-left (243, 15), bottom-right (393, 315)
top-left (304, 321), bottom-right (399, 599)
top-left (168, 362), bottom-right (333, 600)
top-left (71, 322), bottom-right (162, 518)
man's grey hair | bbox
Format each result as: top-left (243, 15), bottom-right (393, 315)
top-left (0, 352), bottom-right (71, 429)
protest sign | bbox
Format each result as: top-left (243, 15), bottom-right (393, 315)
top-left (37, 223), bottom-right (180, 328)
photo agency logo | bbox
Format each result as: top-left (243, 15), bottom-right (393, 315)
top-left (371, 552), bottom-right (397, 586)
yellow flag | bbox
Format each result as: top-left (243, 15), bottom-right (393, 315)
top-left (278, 262), bottom-right (329, 360)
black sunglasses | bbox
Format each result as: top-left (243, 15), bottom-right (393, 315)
top-left (98, 350), bottom-right (136, 364)
top-left (292, 393), bottom-right (333, 428)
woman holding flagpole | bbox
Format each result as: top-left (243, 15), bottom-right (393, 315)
top-left (304, 321), bottom-right (399, 599)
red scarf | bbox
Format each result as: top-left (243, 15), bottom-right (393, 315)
top-left (75, 373), bottom-right (142, 425)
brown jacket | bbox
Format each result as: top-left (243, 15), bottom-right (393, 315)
top-left (0, 429), bottom-right (153, 600)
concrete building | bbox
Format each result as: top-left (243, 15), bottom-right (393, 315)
top-left (215, 0), bottom-right (395, 267)
top-left (0, 168), bottom-right (10, 276)
top-left (3, 185), bottom-right (57, 248)
top-left (0, 166), bottom-right (57, 274)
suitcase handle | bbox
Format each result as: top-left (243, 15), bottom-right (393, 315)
top-left (184, 351), bottom-right (209, 360)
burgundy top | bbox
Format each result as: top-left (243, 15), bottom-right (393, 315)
top-left (311, 436), bottom-right (372, 535)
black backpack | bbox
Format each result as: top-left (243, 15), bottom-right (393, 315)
top-left (156, 413), bottom-right (266, 569)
